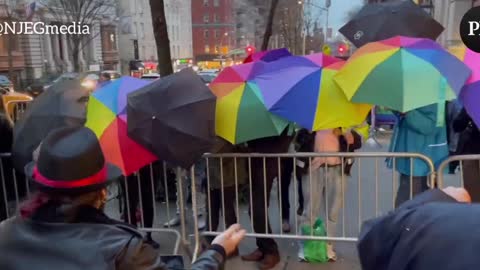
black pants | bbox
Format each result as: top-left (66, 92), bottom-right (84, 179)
top-left (206, 186), bottom-right (237, 242)
top-left (462, 160), bottom-right (480, 202)
top-left (280, 158), bottom-right (304, 222)
top-left (123, 163), bottom-right (161, 228)
top-left (250, 157), bottom-right (279, 255)
top-left (449, 151), bottom-right (460, 173)
top-left (395, 174), bottom-right (428, 208)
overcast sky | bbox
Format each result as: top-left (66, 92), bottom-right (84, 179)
top-left (308, 0), bottom-right (364, 33)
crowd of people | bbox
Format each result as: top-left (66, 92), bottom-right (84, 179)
top-left (1, 100), bottom-right (480, 269)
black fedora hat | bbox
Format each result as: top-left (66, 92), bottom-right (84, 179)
top-left (25, 126), bottom-right (122, 194)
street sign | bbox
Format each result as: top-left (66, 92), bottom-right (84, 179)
top-left (322, 44), bottom-right (331, 55)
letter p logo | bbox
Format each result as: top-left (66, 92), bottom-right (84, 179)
top-left (468, 21), bottom-right (480, 36)
top-left (461, 7), bottom-right (480, 53)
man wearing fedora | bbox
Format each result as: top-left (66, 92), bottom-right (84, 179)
top-left (0, 126), bottom-right (245, 270)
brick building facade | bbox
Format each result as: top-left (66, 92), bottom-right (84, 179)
top-left (192, 0), bottom-right (235, 61)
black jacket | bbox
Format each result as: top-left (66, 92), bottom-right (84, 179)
top-left (453, 108), bottom-right (480, 154)
top-left (358, 189), bottom-right (480, 270)
top-left (0, 204), bottom-right (225, 270)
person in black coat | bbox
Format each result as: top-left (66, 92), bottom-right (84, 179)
top-left (241, 127), bottom-right (294, 270)
top-left (0, 112), bottom-right (27, 221)
top-left (358, 187), bottom-right (472, 270)
top-left (453, 108), bottom-right (480, 201)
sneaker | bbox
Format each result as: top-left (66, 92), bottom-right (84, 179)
top-left (327, 243), bottom-right (337, 262)
top-left (297, 242), bottom-right (306, 262)
top-left (164, 215), bottom-right (181, 227)
top-left (282, 220), bottom-right (291, 233)
top-left (197, 215), bottom-right (206, 230)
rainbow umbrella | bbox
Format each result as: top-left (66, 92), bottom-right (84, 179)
top-left (210, 61), bottom-right (290, 144)
top-left (450, 46), bottom-right (480, 127)
top-left (334, 36), bottom-right (472, 113)
top-left (243, 48), bottom-right (291, 64)
top-left (254, 54), bottom-right (370, 130)
top-left (85, 76), bottom-right (157, 175)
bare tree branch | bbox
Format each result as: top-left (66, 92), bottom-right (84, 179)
top-left (39, 0), bottom-right (117, 72)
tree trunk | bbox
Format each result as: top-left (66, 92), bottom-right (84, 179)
top-left (7, 35), bottom-right (14, 91)
top-left (261, 0), bottom-right (280, 51)
top-left (149, 0), bottom-right (173, 76)
top-left (71, 46), bottom-right (81, 73)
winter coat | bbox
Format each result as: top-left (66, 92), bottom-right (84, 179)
top-left (453, 108), bottom-right (480, 155)
top-left (358, 189), bottom-right (480, 270)
top-left (206, 144), bottom-right (247, 190)
top-left (388, 104), bottom-right (448, 177)
top-left (0, 203), bottom-right (226, 270)
top-left (446, 100), bottom-right (462, 153)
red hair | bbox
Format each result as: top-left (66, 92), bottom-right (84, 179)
top-left (20, 192), bottom-right (52, 218)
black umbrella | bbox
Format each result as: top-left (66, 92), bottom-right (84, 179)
top-left (127, 68), bottom-right (216, 168)
top-left (12, 79), bottom-right (88, 172)
top-left (339, 0), bottom-right (444, 48)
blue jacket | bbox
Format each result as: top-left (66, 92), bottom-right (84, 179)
top-left (387, 104), bottom-right (448, 177)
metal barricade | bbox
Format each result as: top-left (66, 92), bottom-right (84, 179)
top-left (0, 155), bottom-right (183, 255)
top-left (189, 152), bottom-right (435, 261)
top-left (437, 155), bottom-right (480, 189)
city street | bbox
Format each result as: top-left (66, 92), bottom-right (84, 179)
top-left (103, 133), bottom-right (464, 269)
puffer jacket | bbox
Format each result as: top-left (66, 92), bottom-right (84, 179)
top-left (0, 203), bottom-right (225, 270)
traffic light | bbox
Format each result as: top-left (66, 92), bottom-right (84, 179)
top-left (245, 46), bottom-right (255, 55)
top-left (338, 43), bottom-right (348, 55)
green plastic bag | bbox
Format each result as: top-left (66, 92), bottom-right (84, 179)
top-left (301, 218), bottom-right (328, 263)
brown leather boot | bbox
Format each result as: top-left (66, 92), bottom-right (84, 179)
top-left (241, 249), bottom-right (263, 262)
top-left (259, 252), bottom-right (280, 270)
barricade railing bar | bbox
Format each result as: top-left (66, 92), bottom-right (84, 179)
top-left (437, 155), bottom-right (480, 189)
top-left (189, 152), bottom-right (435, 261)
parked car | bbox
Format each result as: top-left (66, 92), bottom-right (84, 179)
top-left (80, 70), bottom-right (122, 91)
top-left (197, 71), bottom-right (217, 86)
top-left (141, 73), bottom-right (160, 80)
top-left (25, 72), bottom-right (78, 97)
top-left (373, 106), bottom-right (396, 129)
top-left (0, 75), bottom-right (14, 93)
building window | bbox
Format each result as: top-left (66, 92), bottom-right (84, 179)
top-left (205, 45), bottom-right (210, 53)
top-left (214, 14), bottom-right (219, 23)
top-left (204, 30), bottom-right (209, 38)
top-left (215, 46), bottom-right (220, 54)
top-left (203, 14), bottom-right (209, 23)
top-left (140, 23), bottom-right (145, 39)
top-left (214, 0), bottom-right (220, 7)
top-left (214, 30), bottom-right (219, 38)
top-left (203, 0), bottom-right (209, 7)
top-left (101, 26), bottom-right (117, 51)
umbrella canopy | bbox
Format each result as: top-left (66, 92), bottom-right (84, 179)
top-left (85, 76), bottom-right (157, 175)
top-left (340, 0), bottom-right (444, 48)
top-left (451, 46), bottom-right (480, 127)
top-left (253, 54), bottom-right (370, 130)
top-left (12, 79), bottom-right (88, 171)
top-left (334, 36), bottom-right (471, 113)
top-left (127, 68), bottom-right (216, 169)
top-left (243, 48), bottom-right (292, 64)
top-left (210, 61), bottom-right (290, 144)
